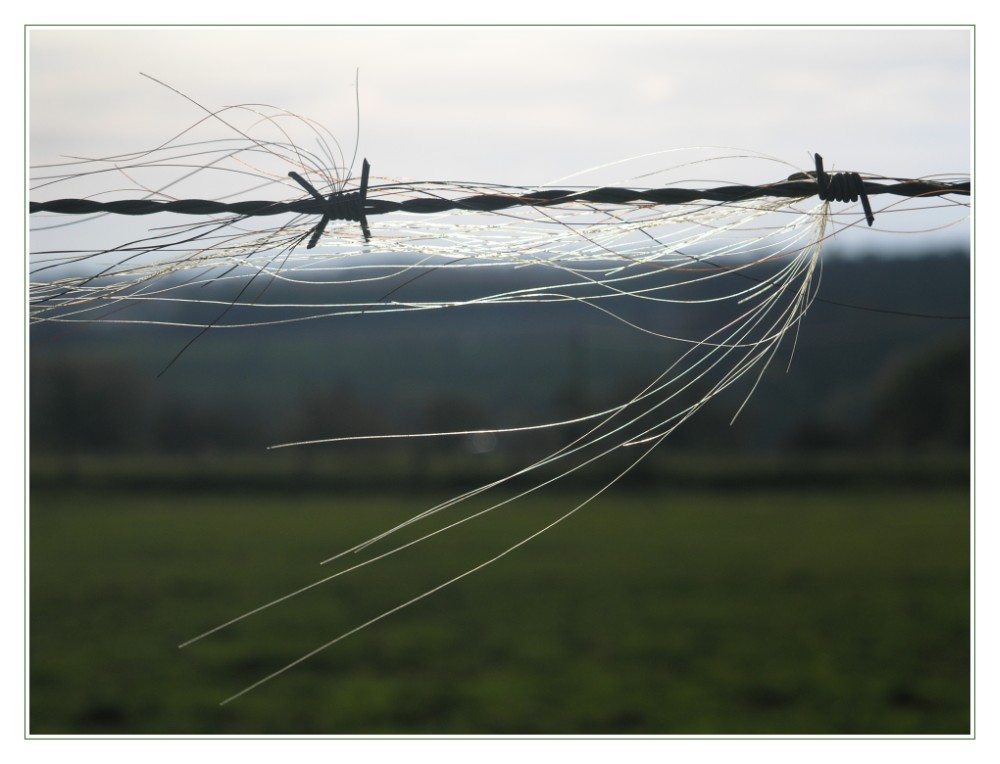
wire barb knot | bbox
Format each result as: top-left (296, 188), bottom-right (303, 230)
top-left (288, 158), bottom-right (372, 247)
top-left (813, 153), bottom-right (875, 226)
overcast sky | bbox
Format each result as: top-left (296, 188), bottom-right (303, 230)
top-left (28, 26), bottom-right (971, 250)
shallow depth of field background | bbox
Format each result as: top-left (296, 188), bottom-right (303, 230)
top-left (30, 251), bottom-right (970, 734)
top-left (29, 26), bottom-right (971, 735)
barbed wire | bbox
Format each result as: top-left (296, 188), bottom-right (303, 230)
top-left (30, 154), bottom-right (970, 246)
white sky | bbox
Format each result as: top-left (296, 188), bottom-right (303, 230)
top-left (28, 26), bottom-right (971, 251)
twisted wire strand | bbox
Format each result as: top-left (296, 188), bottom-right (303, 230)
top-left (29, 176), bottom-right (969, 218)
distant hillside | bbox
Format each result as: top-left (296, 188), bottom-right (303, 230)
top-left (30, 248), bottom-right (970, 459)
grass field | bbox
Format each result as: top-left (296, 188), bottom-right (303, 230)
top-left (29, 481), bottom-right (970, 736)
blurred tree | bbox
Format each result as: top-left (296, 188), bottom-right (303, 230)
top-left (290, 384), bottom-right (393, 448)
top-left (418, 394), bottom-right (491, 454)
top-left (30, 359), bottom-right (154, 453)
top-left (866, 337), bottom-right (970, 452)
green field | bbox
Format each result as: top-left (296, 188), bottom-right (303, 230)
top-left (30, 483), bottom-right (970, 736)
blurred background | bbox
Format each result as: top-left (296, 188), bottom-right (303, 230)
top-left (28, 26), bottom-right (971, 735)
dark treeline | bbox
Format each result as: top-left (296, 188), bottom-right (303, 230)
top-left (30, 249), bottom-right (970, 463)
